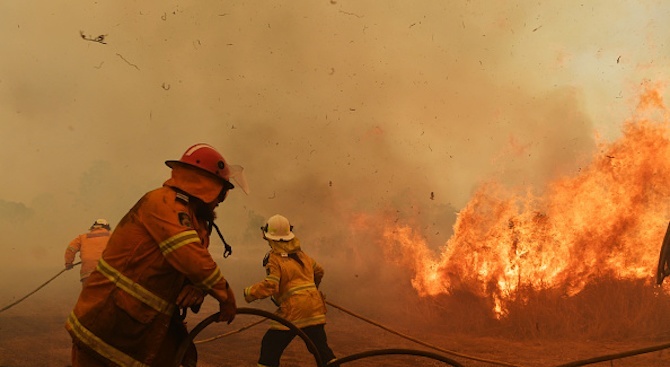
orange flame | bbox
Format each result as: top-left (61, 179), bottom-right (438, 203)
top-left (377, 84), bottom-right (670, 317)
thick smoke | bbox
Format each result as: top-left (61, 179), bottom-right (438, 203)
top-left (1, 1), bottom-right (669, 323)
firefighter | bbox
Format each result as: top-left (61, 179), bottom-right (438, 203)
top-left (64, 218), bottom-right (111, 286)
top-left (65, 143), bottom-right (249, 367)
top-left (244, 214), bottom-right (337, 367)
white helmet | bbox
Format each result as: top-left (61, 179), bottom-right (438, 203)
top-left (90, 218), bottom-right (111, 230)
top-left (262, 214), bottom-right (294, 241)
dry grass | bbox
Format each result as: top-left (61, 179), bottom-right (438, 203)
top-left (384, 277), bottom-right (670, 341)
top-left (498, 278), bottom-right (670, 340)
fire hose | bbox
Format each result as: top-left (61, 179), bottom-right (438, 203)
top-left (188, 301), bottom-right (670, 367)
top-left (190, 301), bottom-right (518, 366)
top-left (554, 341), bottom-right (670, 367)
top-left (174, 307), bottom-right (465, 367)
top-left (324, 300), bottom-right (517, 367)
top-left (0, 261), bottom-right (81, 313)
top-left (3, 263), bottom-right (670, 366)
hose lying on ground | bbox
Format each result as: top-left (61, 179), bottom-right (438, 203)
top-left (174, 307), bottom-right (325, 367)
top-left (328, 348), bottom-right (464, 366)
top-left (0, 262), bottom-right (81, 313)
top-left (325, 300), bottom-right (521, 367)
top-left (178, 308), bottom-right (465, 367)
top-left (192, 300), bottom-right (520, 366)
top-left (554, 341), bottom-right (670, 367)
top-left (326, 301), bottom-right (670, 367)
top-left (4, 264), bottom-right (670, 367)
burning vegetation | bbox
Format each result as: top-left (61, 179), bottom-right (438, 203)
top-left (360, 84), bottom-right (670, 340)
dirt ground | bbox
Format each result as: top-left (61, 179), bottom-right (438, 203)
top-left (2, 284), bottom-right (670, 367)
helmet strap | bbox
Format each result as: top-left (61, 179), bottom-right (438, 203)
top-left (217, 185), bottom-right (232, 203)
top-left (211, 222), bottom-right (233, 258)
top-left (171, 186), bottom-right (232, 257)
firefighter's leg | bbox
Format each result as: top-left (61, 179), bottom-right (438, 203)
top-left (152, 313), bottom-right (197, 367)
top-left (302, 324), bottom-right (336, 365)
top-left (257, 329), bottom-right (295, 367)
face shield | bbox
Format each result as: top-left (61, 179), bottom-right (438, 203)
top-left (227, 164), bottom-right (250, 195)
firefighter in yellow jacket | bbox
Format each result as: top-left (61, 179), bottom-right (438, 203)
top-left (65, 143), bottom-right (249, 367)
top-left (244, 214), bottom-right (337, 367)
top-left (65, 219), bottom-right (111, 286)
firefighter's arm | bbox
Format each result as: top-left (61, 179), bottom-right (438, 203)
top-left (168, 245), bottom-right (237, 321)
top-left (64, 236), bottom-right (82, 269)
top-left (142, 198), bottom-right (236, 322)
top-left (243, 261), bottom-right (280, 303)
top-left (168, 250), bottom-right (236, 323)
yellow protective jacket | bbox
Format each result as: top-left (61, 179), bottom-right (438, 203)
top-left (66, 166), bottom-right (231, 367)
top-left (244, 238), bottom-right (327, 330)
top-left (65, 228), bottom-right (111, 280)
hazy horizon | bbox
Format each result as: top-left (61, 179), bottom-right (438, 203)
top-left (2, 1), bottom-right (670, 318)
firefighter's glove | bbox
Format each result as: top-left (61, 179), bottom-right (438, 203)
top-left (176, 284), bottom-right (205, 308)
top-left (243, 287), bottom-right (255, 303)
top-left (65, 263), bottom-right (73, 270)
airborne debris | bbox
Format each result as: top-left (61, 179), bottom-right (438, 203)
top-left (116, 53), bottom-right (140, 70)
top-left (339, 10), bottom-right (362, 18)
top-left (80, 31), bottom-right (107, 44)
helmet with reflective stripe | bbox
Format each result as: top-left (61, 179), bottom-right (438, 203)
top-left (165, 143), bottom-right (232, 183)
top-left (262, 214), bottom-right (295, 241)
top-left (90, 218), bottom-right (111, 230)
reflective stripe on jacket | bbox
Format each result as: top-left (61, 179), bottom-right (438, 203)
top-left (66, 185), bottom-right (228, 366)
top-left (244, 237), bottom-right (327, 330)
top-left (65, 228), bottom-right (110, 280)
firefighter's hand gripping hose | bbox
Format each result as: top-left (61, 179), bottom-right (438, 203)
top-left (0, 261), bottom-right (81, 313)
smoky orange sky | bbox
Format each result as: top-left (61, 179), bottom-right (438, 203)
top-left (1, 1), bottom-right (670, 314)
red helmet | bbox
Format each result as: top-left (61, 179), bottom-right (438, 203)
top-left (165, 143), bottom-right (232, 183)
